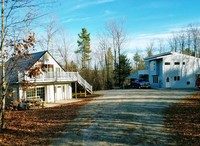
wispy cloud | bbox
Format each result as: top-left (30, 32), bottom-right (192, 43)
top-left (70, 0), bottom-right (115, 11)
top-left (141, 1), bottom-right (176, 9)
top-left (124, 32), bottom-right (172, 57)
top-left (62, 16), bottom-right (91, 23)
top-left (104, 10), bottom-right (113, 15)
top-left (134, 14), bottom-right (174, 22)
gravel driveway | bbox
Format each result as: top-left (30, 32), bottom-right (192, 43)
top-left (51, 89), bottom-right (197, 146)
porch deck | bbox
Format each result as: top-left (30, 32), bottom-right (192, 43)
top-left (18, 72), bottom-right (93, 94)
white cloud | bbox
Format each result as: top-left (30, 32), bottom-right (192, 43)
top-left (70, 0), bottom-right (115, 11)
top-left (123, 32), bottom-right (173, 59)
top-left (126, 32), bottom-right (171, 49)
top-left (104, 10), bottom-right (113, 15)
top-left (62, 17), bottom-right (90, 23)
top-left (97, 0), bottom-right (115, 4)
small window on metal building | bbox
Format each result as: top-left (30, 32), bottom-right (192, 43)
top-left (165, 62), bottom-right (170, 65)
top-left (174, 76), bottom-right (177, 81)
top-left (174, 62), bottom-right (180, 65)
top-left (174, 76), bottom-right (180, 81)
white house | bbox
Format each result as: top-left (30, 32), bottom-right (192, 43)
top-left (7, 51), bottom-right (92, 103)
top-left (144, 52), bottom-right (200, 89)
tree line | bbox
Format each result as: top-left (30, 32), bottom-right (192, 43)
top-left (55, 23), bottom-right (200, 91)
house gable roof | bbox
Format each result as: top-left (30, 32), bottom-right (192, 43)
top-left (7, 51), bottom-right (46, 71)
top-left (6, 50), bottom-right (66, 82)
top-left (144, 51), bottom-right (200, 61)
top-left (6, 51), bottom-right (47, 82)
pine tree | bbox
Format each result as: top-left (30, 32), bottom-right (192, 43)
top-left (114, 54), bottom-right (131, 88)
top-left (76, 28), bottom-right (91, 69)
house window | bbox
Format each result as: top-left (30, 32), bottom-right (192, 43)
top-left (27, 88), bottom-right (36, 97)
top-left (174, 62), bottom-right (180, 65)
top-left (37, 87), bottom-right (45, 101)
top-left (26, 87), bottom-right (45, 101)
top-left (174, 76), bottom-right (177, 81)
top-left (153, 75), bottom-right (158, 83)
top-left (42, 64), bottom-right (54, 72)
top-left (174, 76), bottom-right (180, 81)
top-left (165, 62), bottom-right (170, 65)
top-left (150, 61), bottom-right (155, 71)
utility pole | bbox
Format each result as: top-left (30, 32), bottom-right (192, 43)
top-left (0, 0), bottom-right (6, 130)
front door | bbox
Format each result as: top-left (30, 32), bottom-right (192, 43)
top-left (57, 86), bottom-right (63, 100)
top-left (166, 77), bottom-right (171, 88)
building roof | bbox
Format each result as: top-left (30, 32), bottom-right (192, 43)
top-left (144, 51), bottom-right (200, 61)
top-left (144, 52), bottom-right (172, 61)
top-left (6, 51), bottom-right (47, 82)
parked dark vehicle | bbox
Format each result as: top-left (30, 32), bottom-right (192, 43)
top-left (196, 78), bottom-right (200, 89)
top-left (132, 79), bottom-right (151, 89)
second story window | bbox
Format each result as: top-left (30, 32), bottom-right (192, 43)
top-left (42, 64), bottom-right (54, 72)
top-left (174, 62), bottom-right (180, 65)
top-left (150, 61), bottom-right (155, 71)
top-left (165, 62), bottom-right (170, 65)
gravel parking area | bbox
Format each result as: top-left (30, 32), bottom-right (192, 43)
top-left (51, 89), bottom-right (197, 146)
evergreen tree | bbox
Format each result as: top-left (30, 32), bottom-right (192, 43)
top-left (114, 54), bottom-right (131, 88)
top-left (76, 28), bottom-right (91, 69)
top-left (92, 64), bottom-right (102, 90)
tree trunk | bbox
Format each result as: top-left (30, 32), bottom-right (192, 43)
top-left (0, 0), bottom-right (6, 131)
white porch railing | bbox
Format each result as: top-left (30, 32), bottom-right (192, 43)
top-left (18, 72), bottom-right (93, 94)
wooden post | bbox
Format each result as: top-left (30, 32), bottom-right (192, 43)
top-left (75, 82), bottom-right (77, 99)
top-left (54, 84), bottom-right (56, 103)
top-left (84, 80), bottom-right (86, 97)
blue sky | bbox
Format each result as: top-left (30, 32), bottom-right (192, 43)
top-left (44, 0), bottom-right (200, 57)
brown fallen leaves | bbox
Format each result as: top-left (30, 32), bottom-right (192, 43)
top-left (0, 96), bottom-right (98, 145)
top-left (165, 94), bottom-right (200, 146)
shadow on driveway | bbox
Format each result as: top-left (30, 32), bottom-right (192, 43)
top-left (51, 89), bottom-right (197, 146)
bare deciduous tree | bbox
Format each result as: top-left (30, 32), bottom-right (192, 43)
top-left (106, 20), bottom-right (126, 63)
top-left (146, 41), bottom-right (154, 57)
top-left (39, 17), bottom-right (59, 54)
top-left (0, 0), bottom-right (49, 131)
top-left (168, 23), bottom-right (200, 57)
top-left (106, 19), bottom-right (126, 87)
top-left (168, 33), bottom-right (178, 52)
top-left (57, 29), bottom-right (75, 71)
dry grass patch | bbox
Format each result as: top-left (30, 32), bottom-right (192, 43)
top-left (0, 94), bottom-right (100, 145)
top-left (164, 94), bottom-right (200, 146)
